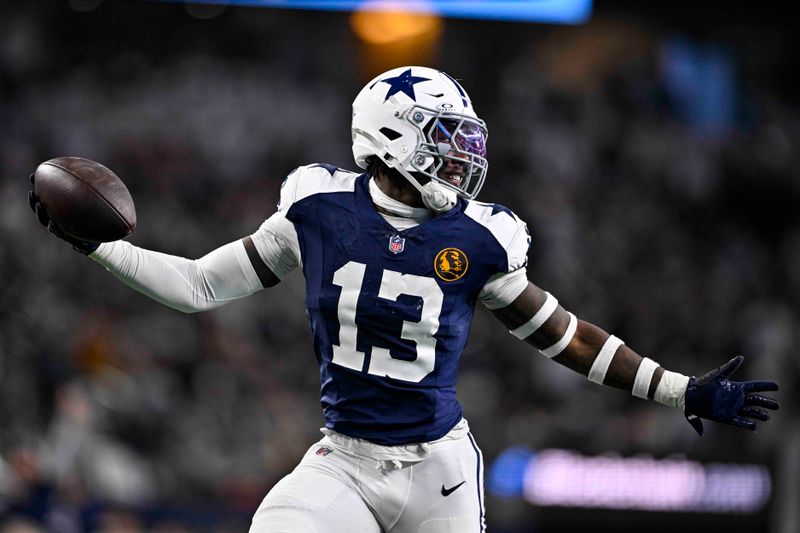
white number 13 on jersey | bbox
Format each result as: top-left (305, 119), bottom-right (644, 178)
top-left (331, 261), bottom-right (443, 383)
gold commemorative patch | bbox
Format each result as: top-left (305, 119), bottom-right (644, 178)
top-left (434, 248), bottom-right (468, 281)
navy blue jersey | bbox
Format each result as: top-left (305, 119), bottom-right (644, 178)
top-left (279, 164), bottom-right (529, 445)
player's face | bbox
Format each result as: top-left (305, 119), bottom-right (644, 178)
top-left (430, 118), bottom-right (487, 187)
top-left (438, 156), bottom-right (467, 187)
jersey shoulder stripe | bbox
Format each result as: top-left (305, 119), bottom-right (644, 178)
top-left (464, 200), bottom-right (530, 272)
top-left (278, 163), bottom-right (359, 213)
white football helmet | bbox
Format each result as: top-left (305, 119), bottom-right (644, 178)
top-left (352, 66), bottom-right (488, 212)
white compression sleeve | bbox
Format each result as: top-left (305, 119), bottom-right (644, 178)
top-left (249, 210), bottom-right (301, 279)
top-left (478, 269), bottom-right (529, 310)
top-left (90, 239), bottom-right (264, 313)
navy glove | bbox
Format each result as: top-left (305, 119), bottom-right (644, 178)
top-left (28, 173), bottom-right (100, 255)
top-left (684, 355), bottom-right (779, 435)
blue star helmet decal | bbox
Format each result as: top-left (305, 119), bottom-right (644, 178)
top-left (379, 68), bottom-right (431, 103)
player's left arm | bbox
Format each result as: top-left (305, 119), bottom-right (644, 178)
top-left (491, 282), bottom-right (780, 435)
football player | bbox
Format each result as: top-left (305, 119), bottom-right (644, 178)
top-left (30, 66), bottom-right (779, 532)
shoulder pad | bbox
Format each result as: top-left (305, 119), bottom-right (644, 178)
top-left (464, 201), bottom-right (530, 272)
top-left (278, 164), bottom-right (359, 213)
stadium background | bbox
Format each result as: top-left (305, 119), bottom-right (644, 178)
top-left (1, 1), bottom-right (798, 531)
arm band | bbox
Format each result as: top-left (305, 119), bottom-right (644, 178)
top-left (654, 370), bottom-right (690, 408)
top-left (540, 312), bottom-right (577, 358)
top-left (587, 335), bottom-right (624, 385)
top-left (509, 292), bottom-right (558, 340)
top-left (632, 357), bottom-right (659, 399)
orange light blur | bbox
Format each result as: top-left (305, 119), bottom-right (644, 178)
top-left (351, 5), bottom-right (441, 45)
top-left (350, 2), bottom-right (443, 80)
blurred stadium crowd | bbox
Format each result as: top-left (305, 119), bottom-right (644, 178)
top-left (1, 1), bottom-right (798, 532)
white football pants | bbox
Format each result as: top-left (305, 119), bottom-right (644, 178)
top-left (250, 420), bottom-right (486, 533)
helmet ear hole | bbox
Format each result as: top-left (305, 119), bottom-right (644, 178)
top-left (379, 127), bottom-right (402, 141)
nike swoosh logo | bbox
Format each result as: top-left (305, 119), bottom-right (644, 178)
top-left (441, 481), bottom-right (466, 496)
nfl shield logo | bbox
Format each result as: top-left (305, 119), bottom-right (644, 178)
top-left (389, 235), bottom-right (405, 254)
top-left (315, 446), bottom-right (334, 457)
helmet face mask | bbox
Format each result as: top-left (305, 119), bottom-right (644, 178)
top-left (411, 108), bottom-right (488, 199)
top-left (352, 66), bottom-right (488, 202)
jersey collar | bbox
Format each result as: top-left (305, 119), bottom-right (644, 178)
top-left (354, 173), bottom-right (465, 242)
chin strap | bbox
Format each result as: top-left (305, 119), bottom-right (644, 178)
top-left (420, 181), bottom-right (458, 213)
top-left (390, 163), bottom-right (458, 213)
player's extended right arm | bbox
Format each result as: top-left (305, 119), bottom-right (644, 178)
top-left (44, 208), bottom-right (295, 313)
top-left (87, 211), bottom-right (297, 312)
top-left (89, 210), bottom-right (298, 312)
top-left (88, 238), bottom-right (260, 313)
top-left (31, 167), bottom-right (307, 313)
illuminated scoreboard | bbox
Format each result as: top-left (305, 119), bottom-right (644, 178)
top-left (159, 0), bottom-right (593, 23)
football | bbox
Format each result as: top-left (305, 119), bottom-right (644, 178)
top-left (33, 156), bottom-right (136, 242)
